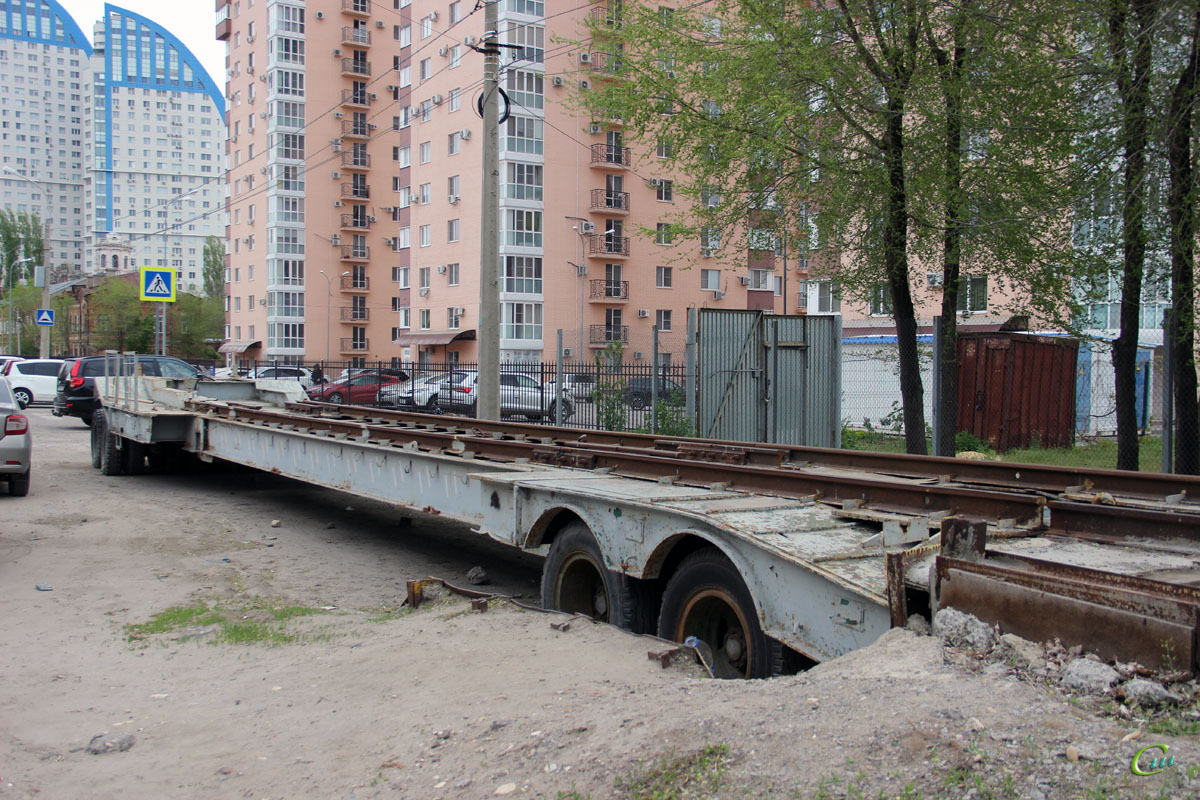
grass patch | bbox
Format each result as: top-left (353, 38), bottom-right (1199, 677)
top-left (126, 598), bottom-right (328, 646)
top-left (616, 742), bottom-right (731, 799)
top-left (1146, 715), bottom-right (1200, 737)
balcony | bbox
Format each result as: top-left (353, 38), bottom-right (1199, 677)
top-left (341, 182), bottom-right (370, 199)
top-left (341, 58), bottom-right (372, 78)
top-left (340, 213), bottom-right (371, 230)
top-left (587, 234), bottom-right (630, 258)
top-left (581, 51), bottom-right (623, 76)
top-left (341, 0), bottom-right (371, 16)
top-left (340, 338), bottom-right (370, 353)
top-left (341, 88), bottom-right (373, 108)
top-left (215, 17), bottom-right (232, 41)
top-left (341, 275), bottom-right (370, 291)
top-left (341, 118), bottom-right (371, 139)
top-left (589, 279), bottom-right (629, 301)
top-left (589, 6), bottom-right (622, 29)
top-left (342, 27), bottom-right (371, 46)
top-left (590, 143), bottom-right (631, 169)
top-left (340, 245), bottom-right (371, 261)
top-left (341, 151), bottom-right (371, 170)
top-left (340, 307), bottom-right (370, 322)
top-left (589, 188), bottom-right (629, 214)
top-left (589, 324), bottom-right (628, 345)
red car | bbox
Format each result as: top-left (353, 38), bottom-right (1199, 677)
top-left (307, 373), bottom-right (403, 405)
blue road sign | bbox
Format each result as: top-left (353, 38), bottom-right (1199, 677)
top-left (35, 308), bottom-right (54, 326)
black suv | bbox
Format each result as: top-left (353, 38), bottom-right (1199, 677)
top-left (624, 376), bottom-right (685, 409)
top-left (54, 355), bottom-right (203, 424)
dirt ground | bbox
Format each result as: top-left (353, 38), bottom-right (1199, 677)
top-left (3, 407), bottom-right (1200, 799)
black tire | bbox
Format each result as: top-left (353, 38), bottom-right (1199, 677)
top-left (328, 392), bottom-right (345, 404)
top-left (81, 414), bottom-right (93, 427)
top-left (97, 412), bottom-right (126, 476)
top-left (124, 440), bottom-right (148, 475)
top-left (627, 391), bottom-right (647, 410)
top-left (541, 522), bottom-right (645, 631)
top-left (13, 388), bottom-right (32, 409)
top-left (424, 396), bottom-right (439, 413)
top-left (547, 400), bottom-right (571, 422)
top-left (657, 548), bottom-right (780, 679)
top-left (90, 415), bottom-right (104, 468)
top-left (8, 467), bottom-right (30, 496)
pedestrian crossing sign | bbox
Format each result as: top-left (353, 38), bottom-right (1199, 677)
top-left (139, 266), bottom-right (176, 302)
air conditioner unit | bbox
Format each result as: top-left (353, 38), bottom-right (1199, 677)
top-left (333, 48), bottom-right (342, 56)
top-left (700, 248), bottom-right (715, 258)
top-left (553, 76), bottom-right (564, 87)
top-left (386, 85), bottom-right (397, 92)
top-left (332, 143), bottom-right (342, 152)
top-left (368, 92), bottom-right (377, 101)
top-left (335, 111), bottom-right (344, 118)
top-left (637, 309), bottom-right (649, 318)
top-left (588, 123), bottom-right (602, 135)
top-left (259, 74), bottom-right (268, 82)
top-left (436, 264), bottom-right (447, 274)
top-left (739, 276), bottom-right (751, 286)
top-left (579, 52), bottom-right (592, 63)
top-left (315, 10), bottom-right (324, 19)
top-left (260, 166), bottom-right (268, 174)
top-left (714, 290), bottom-right (725, 300)
top-left (333, 200), bottom-right (343, 207)
top-left (562, 348), bottom-right (572, 358)
top-left (375, 20), bottom-right (385, 28)
top-left (429, 10), bottom-right (438, 21)
top-left (648, 178), bottom-right (663, 187)
top-left (331, 234), bottom-right (341, 244)
top-left (246, 65), bottom-right (254, 74)
top-left (927, 272), bottom-right (944, 288)
top-left (368, 216), bottom-right (377, 222)
top-left (419, 287), bottom-right (430, 297)
top-left (579, 221), bottom-right (595, 233)
top-left (459, 129), bottom-right (471, 140)
top-left (634, 352), bottom-right (645, 359)
top-left (447, 194), bottom-right (459, 205)
top-left (331, 171), bottom-right (341, 179)
top-left (431, 93), bottom-right (443, 105)
top-left (438, 46), bottom-right (449, 56)
top-left (463, 35), bottom-right (477, 46)
top-left (579, 79), bottom-right (591, 90)
top-left (385, 238), bottom-right (396, 247)
top-left (368, 122), bottom-right (377, 129)
top-left (383, 206), bottom-right (396, 213)
top-left (242, 237), bottom-right (251, 243)
top-left (259, 111), bottom-right (267, 119)
top-left (452, 307), bottom-right (465, 316)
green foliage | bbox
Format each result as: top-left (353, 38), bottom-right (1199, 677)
top-left (202, 235), bottom-right (225, 299)
top-left (615, 743), bottom-right (730, 800)
top-left (126, 598), bottom-right (328, 646)
top-left (170, 291), bottom-right (223, 359)
top-left (592, 340), bottom-right (628, 432)
top-left (90, 278), bottom-right (154, 353)
top-left (954, 431), bottom-right (993, 454)
top-left (0, 209), bottom-right (43, 283)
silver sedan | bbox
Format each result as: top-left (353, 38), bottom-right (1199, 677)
top-left (0, 376), bottom-right (32, 496)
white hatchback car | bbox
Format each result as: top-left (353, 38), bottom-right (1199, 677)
top-left (2, 358), bottom-right (65, 408)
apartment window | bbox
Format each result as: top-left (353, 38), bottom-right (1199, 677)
top-left (267, 322), bottom-right (304, 349)
top-left (505, 209), bottom-right (542, 247)
top-left (505, 70), bottom-right (543, 109)
top-left (449, 88), bottom-right (461, 111)
top-left (419, 141), bottom-right (432, 163)
top-left (749, 269), bottom-right (772, 290)
top-left (504, 22), bottom-right (545, 63)
top-left (701, 269), bottom-right (720, 291)
top-left (274, 100), bottom-right (304, 129)
top-left (419, 266), bottom-right (431, 289)
top-left (395, 226), bottom-right (410, 249)
top-left (279, 133), bottom-right (304, 160)
top-left (419, 309), bottom-right (431, 330)
top-left (449, 1), bottom-right (462, 23)
top-left (502, 302), bottom-right (543, 340)
top-left (508, 0), bottom-right (544, 12)
top-left (398, 66), bottom-right (411, 88)
top-left (420, 57), bottom-right (432, 81)
top-left (419, 225), bottom-right (431, 247)
top-left (656, 266), bottom-right (672, 288)
top-left (396, 185), bottom-right (410, 207)
top-left (503, 255), bottom-right (542, 293)
top-left (448, 175), bottom-right (461, 197)
top-left (504, 162), bottom-right (542, 200)
top-left (421, 100), bottom-right (433, 122)
top-left (448, 131), bottom-right (462, 155)
top-left (449, 45), bottom-right (462, 68)
top-left (655, 223), bottom-right (674, 245)
top-left (503, 116), bottom-right (543, 154)
top-left (421, 14), bottom-right (435, 38)
top-left (870, 283), bottom-right (893, 316)
top-left (395, 145), bottom-right (410, 167)
top-left (815, 280), bottom-right (841, 314)
top-left (448, 219), bottom-right (460, 242)
top-left (396, 24), bottom-right (411, 46)
top-left (277, 70), bottom-right (305, 97)
top-left (392, 266), bottom-right (410, 287)
top-left (655, 180), bottom-right (673, 202)
top-left (419, 183), bottom-right (432, 204)
top-left (395, 308), bottom-right (411, 328)
top-left (448, 307), bottom-right (461, 329)
top-left (701, 227), bottom-right (721, 250)
top-left (656, 138), bottom-right (673, 159)
top-left (278, 37), bottom-right (305, 64)
top-left (957, 275), bottom-right (988, 313)
top-left (447, 263), bottom-right (460, 285)
top-left (655, 310), bottom-right (673, 332)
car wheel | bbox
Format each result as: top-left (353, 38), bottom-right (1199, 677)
top-left (81, 414), bottom-right (93, 427)
top-left (424, 396), bottom-right (439, 413)
top-left (627, 391), bottom-right (647, 410)
top-left (13, 387), bottom-right (32, 409)
top-left (328, 392), bottom-right (345, 404)
top-left (8, 467), bottom-right (30, 497)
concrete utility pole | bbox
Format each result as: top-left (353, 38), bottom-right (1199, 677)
top-left (476, 0), bottom-right (501, 421)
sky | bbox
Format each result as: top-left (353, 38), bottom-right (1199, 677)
top-left (57, 0), bottom-right (226, 86)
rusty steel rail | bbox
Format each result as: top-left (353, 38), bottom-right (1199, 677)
top-left (182, 398), bottom-right (1200, 540)
top-left (291, 401), bottom-right (1200, 505)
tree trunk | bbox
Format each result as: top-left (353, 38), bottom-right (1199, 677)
top-left (1168, 6), bottom-right (1200, 473)
top-left (885, 96), bottom-right (927, 455)
top-left (1109, 0), bottom-right (1156, 471)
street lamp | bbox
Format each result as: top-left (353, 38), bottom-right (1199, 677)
top-left (565, 215), bottom-right (590, 357)
top-left (317, 269), bottom-right (349, 368)
top-left (3, 166), bottom-right (51, 358)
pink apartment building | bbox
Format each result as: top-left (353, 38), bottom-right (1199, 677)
top-left (217, 0), bottom-right (824, 370)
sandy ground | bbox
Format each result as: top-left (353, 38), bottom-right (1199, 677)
top-left (3, 406), bottom-right (1200, 800)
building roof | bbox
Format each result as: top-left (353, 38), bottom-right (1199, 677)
top-left (0, 0), bottom-right (93, 54)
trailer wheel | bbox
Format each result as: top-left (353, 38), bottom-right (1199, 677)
top-left (541, 522), bottom-right (640, 630)
top-left (123, 440), bottom-right (148, 475)
top-left (89, 414), bottom-right (104, 469)
top-left (97, 412), bottom-right (126, 476)
top-left (658, 548), bottom-right (779, 679)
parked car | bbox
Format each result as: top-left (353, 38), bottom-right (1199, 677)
top-left (54, 355), bottom-right (203, 425)
top-left (337, 367), bottom-right (409, 382)
top-left (624, 376), bottom-right (685, 409)
top-left (437, 370), bottom-right (574, 421)
top-left (0, 376), bottom-right (32, 496)
top-left (307, 372), bottom-right (404, 404)
top-left (2, 358), bottom-right (65, 408)
top-left (378, 373), bottom-right (458, 410)
top-left (244, 365), bottom-right (314, 388)
top-left (544, 372), bottom-right (597, 403)
top-left (0, 355), bottom-right (24, 370)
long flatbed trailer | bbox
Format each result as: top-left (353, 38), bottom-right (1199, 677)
top-left (92, 369), bottom-right (1200, 678)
